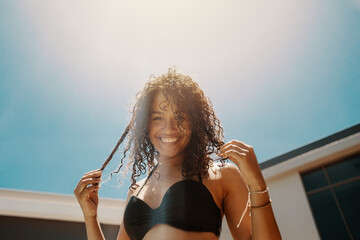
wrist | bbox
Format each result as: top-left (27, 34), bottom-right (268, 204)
top-left (248, 179), bottom-right (267, 192)
top-left (84, 214), bottom-right (98, 221)
top-left (236, 163), bottom-right (267, 191)
top-left (248, 184), bottom-right (271, 207)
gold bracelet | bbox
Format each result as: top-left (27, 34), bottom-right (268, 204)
top-left (251, 199), bottom-right (272, 209)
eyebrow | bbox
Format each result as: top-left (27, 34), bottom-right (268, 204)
top-left (151, 111), bottom-right (163, 115)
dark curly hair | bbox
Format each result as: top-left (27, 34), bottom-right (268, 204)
top-left (100, 68), bottom-right (226, 190)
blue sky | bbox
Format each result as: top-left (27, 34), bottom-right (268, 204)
top-left (1, 0), bottom-right (359, 199)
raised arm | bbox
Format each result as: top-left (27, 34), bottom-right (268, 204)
top-left (220, 140), bottom-right (281, 240)
top-left (74, 169), bottom-right (105, 240)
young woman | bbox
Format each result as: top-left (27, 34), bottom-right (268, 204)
top-left (74, 69), bottom-right (281, 240)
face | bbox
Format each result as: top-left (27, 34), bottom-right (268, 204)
top-left (148, 92), bottom-right (192, 162)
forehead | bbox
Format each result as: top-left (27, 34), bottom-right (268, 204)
top-left (151, 91), bottom-right (175, 112)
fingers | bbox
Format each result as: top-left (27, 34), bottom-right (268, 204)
top-left (219, 140), bottom-right (256, 165)
top-left (83, 184), bottom-right (101, 195)
top-left (83, 169), bottom-right (102, 178)
top-left (221, 140), bottom-right (253, 152)
top-left (74, 170), bottom-right (102, 197)
top-left (222, 144), bottom-right (248, 154)
top-left (74, 179), bottom-right (101, 199)
top-left (220, 149), bottom-right (247, 165)
top-left (220, 140), bottom-right (251, 155)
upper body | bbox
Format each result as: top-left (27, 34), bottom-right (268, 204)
top-left (118, 162), bottom-right (251, 240)
top-left (74, 68), bottom-right (281, 240)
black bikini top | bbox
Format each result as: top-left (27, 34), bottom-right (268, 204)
top-left (123, 166), bottom-right (222, 240)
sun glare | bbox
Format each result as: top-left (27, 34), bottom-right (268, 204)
top-left (17, 0), bottom-right (317, 107)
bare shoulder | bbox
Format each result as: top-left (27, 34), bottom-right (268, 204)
top-left (126, 177), bottom-right (147, 198)
top-left (122, 177), bottom-right (148, 205)
top-left (212, 162), bottom-right (242, 180)
top-left (218, 162), bottom-right (241, 175)
top-left (207, 162), bottom-right (242, 181)
top-left (214, 162), bottom-right (248, 194)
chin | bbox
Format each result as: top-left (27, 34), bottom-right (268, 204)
top-left (157, 149), bottom-right (187, 161)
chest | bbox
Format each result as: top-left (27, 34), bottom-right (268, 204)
top-left (135, 176), bottom-right (224, 213)
top-left (124, 180), bottom-right (223, 240)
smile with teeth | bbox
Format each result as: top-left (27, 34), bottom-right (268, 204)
top-left (160, 137), bottom-right (180, 143)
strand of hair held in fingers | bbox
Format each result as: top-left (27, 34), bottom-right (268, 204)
top-left (100, 120), bottom-right (132, 171)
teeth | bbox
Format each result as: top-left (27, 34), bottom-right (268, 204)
top-left (161, 137), bottom-right (179, 143)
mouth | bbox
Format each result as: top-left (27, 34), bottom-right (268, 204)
top-left (160, 137), bottom-right (180, 143)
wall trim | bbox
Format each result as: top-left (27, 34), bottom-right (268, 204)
top-left (0, 188), bottom-right (125, 225)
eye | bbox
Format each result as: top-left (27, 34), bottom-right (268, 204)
top-left (152, 116), bottom-right (163, 121)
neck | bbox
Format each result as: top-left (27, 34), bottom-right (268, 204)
top-left (156, 155), bottom-right (184, 179)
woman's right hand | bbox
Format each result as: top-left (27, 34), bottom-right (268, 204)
top-left (74, 169), bottom-right (102, 217)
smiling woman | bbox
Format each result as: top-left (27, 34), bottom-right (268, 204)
top-left (148, 92), bottom-right (193, 162)
top-left (73, 68), bottom-right (281, 240)
top-left (98, 69), bottom-right (226, 190)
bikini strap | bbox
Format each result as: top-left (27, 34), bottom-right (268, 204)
top-left (136, 164), bottom-right (158, 197)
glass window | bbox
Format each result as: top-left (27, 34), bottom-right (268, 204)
top-left (334, 180), bottom-right (360, 240)
top-left (301, 152), bottom-right (360, 240)
top-left (327, 155), bottom-right (360, 183)
top-left (302, 168), bottom-right (328, 192)
top-left (308, 190), bottom-right (351, 240)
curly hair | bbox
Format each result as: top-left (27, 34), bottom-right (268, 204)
top-left (100, 68), bottom-right (226, 190)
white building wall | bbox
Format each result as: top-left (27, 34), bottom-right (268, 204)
top-left (266, 172), bottom-right (320, 240)
top-left (0, 188), bottom-right (233, 238)
top-left (0, 188), bottom-right (124, 225)
top-left (263, 131), bottom-right (360, 240)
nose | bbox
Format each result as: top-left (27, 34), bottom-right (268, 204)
top-left (163, 118), bottom-right (179, 133)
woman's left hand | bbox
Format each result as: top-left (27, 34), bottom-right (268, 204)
top-left (219, 140), bottom-right (267, 191)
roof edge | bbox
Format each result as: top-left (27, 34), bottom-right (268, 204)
top-left (260, 123), bottom-right (360, 169)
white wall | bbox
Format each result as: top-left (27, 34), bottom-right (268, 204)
top-left (266, 173), bottom-right (320, 240)
top-left (0, 188), bottom-right (124, 225)
top-left (0, 188), bottom-right (233, 238)
top-left (262, 132), bottom-right (360, 240)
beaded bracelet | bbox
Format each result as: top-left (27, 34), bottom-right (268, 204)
top-left (237, 187), bottom-right (271, 228)
top-left (250, 187), bottom-right (268, 194)
top-left (251, 199), bottom-right (272, 209)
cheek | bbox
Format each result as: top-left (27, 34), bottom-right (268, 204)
top-left (149, 130), bottom-right (156, 141)
top-left (182, 119), bottom-right (192, 132)
top-left (187, 126), bottom-right (193, 137)
top-left (149, 135), bottom-right (158, 149)
top-left (185, 129), bottom-right (192, 142)
top-left (148, 122), bottom-right (158, 135)
top-left (147, 128), bottom-right (155, 143)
